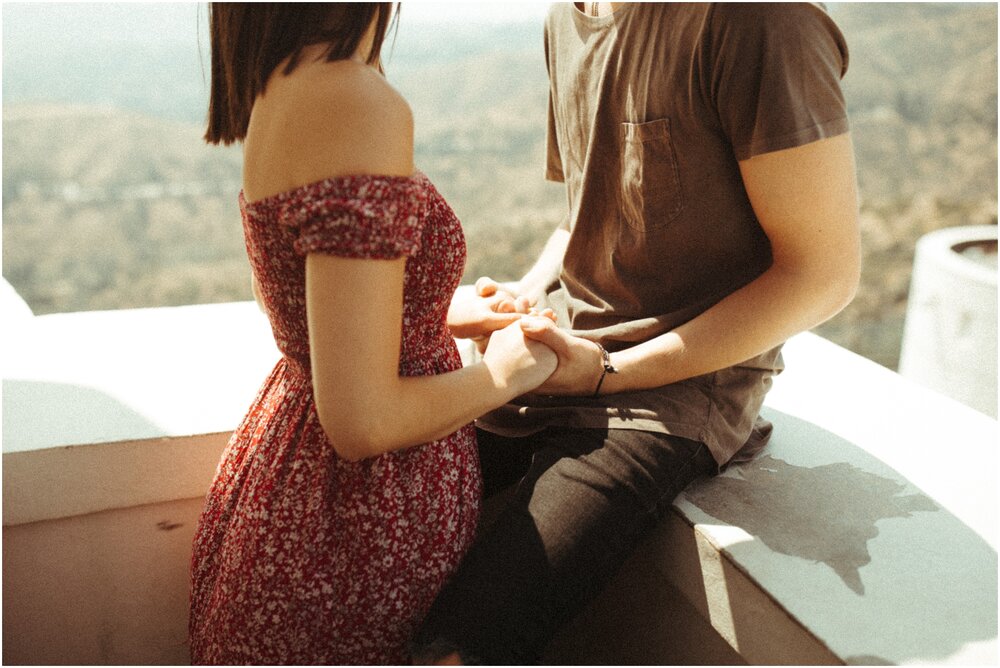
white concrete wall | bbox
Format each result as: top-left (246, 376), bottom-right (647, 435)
top-left (3, 302), bottom-right (275, 665)
top-left (3, 432), bottom-right (228, 665)
top-left (4, 497), bottom-right (205, 665)
top-left (677, 334), bottom-right (997, 665)
top-left (3, 301), bottom-right (280, 452)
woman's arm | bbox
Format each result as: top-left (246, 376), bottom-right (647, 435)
top-left (521, 133), bottom-right (861, 395)
top-left (308, 254), bottom-right (556, 461)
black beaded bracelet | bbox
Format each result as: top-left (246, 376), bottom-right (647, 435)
top-left (592, 342), bottom-right (619, 397)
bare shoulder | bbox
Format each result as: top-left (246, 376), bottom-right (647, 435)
top-left (244, 58), bottom-right (414, 199)
top-left (275, 59), bottom-right (413, 174)
top-left (299, 59), bottom-right (413, 141)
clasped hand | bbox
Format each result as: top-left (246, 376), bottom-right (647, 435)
top-left (449, 277), bottom-right (605, 397)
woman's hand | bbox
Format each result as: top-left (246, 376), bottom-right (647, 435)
top-left (518, 316), bottom-right (604, 396)
top-left (482, 319), bottom-right (558, 395)
top-left (474, 276), bottom-right (533, 314)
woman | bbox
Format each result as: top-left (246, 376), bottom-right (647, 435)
top-left (188, 4), bottom-right (557, 664)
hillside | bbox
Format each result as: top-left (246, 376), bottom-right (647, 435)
top-left (3, 4), bottom-right (997, 369)
top-left (3, 105), bottom-right (246, 312)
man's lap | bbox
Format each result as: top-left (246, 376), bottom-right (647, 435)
top-left (413, 425), bottom-right (716, 664)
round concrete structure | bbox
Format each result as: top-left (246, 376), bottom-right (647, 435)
top-left (898, 225), bottom-right (997, 417)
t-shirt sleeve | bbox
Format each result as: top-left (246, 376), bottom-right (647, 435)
top-left (545, 92), bottom-right (565, 183)
top-left (278, 178), bottom-right (427, 259)
top-left (708, 3), bottom-right (850, 161)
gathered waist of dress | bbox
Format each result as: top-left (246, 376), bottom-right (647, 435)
top-left (400, 337), bottom-right (463, 377)
top-left (274, 338), bottom-right (462, 381)
top-left (273, 353), bottom-right (313, 382)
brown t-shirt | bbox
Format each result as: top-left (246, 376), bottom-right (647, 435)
top-left (478, 2), bottom-right (850, 466)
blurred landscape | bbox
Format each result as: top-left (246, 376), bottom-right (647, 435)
top-left (3, 3), bottom-right (997, 369)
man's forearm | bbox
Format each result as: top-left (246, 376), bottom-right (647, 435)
top-left (513, 218), bottom-right (570, 303)
top-left (599, 258), bottom-right (857, 395)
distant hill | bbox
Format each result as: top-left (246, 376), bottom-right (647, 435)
top-left (812, 3), bottom-right (999, 365)
top-left (831, 3), bottom-right (997, 204)
top-left (2, 106), bottom-right (247, 312)
top-left (3, 4), bottom-right (996, 369)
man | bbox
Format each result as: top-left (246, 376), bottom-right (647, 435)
top-left (421, 2), bottom-right (860, 663)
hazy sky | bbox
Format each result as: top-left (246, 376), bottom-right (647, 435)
top-left (399, 2), bottom-right (551, 24)
top-left (2, 1), bottom-right (553, 46)
top-left (2, 2), bottom-right (551, 120)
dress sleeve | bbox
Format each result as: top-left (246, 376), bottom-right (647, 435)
top-left (707, 3), bottom-right (850, 161)
top-left (278, 176), bottom-right (428, 259)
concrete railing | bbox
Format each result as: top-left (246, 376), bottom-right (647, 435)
top-left (3, 301), bottom-right (997, 665)
top-left (3, 301), bottom-right (280, 665)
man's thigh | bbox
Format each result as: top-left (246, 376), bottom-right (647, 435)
top-left (475, 427), bottom-right (540, 500)
top-left (414, 426), bottom-right (716, 664)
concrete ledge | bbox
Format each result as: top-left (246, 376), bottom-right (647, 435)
top-left (2, 301), bottom-right (280, 453)
top-left (3, 301), bottom-right (279, 525)
top-left (3, 498), bottom-right (202, 665)
top-left (2, 433), bottom-right (228, 526)
top-left (2, 302), bottom-right (996, 665)
top-left (549, 334), bottom-right (997, 665)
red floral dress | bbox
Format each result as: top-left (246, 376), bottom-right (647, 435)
top-left (188, 173), bottom-right (481, 665)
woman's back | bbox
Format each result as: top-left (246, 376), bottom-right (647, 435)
top-left (242, 50), bottom-right (414, 203)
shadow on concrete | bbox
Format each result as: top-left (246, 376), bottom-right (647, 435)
top-left (685, 452), bottom-right (938, 595)
top-left (682, 409), bottom-right (997, 665)
top-left (2, 379), bottom-right (166, 451)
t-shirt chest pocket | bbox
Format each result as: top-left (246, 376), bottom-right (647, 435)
top-left (619, 118), bottom-right (684, 231)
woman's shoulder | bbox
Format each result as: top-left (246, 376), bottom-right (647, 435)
top-left (276, 58), bottom-right (412, 163)
top-left (292, 58), bottom-right (411, 126)
top-left (245, 59), bottom-right (414, 200)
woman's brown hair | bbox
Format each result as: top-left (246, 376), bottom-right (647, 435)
top-left (205, 2), bottom-right (396, 145)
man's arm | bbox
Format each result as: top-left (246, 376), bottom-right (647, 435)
top-left (507, 216), bottom-right (570, 306)
top-left (521, 133), bottom-right (861, 395)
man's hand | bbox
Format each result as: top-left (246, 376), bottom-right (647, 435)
top-left (474, 276), bottom-right (532, 314)
top-left (451, 277), bottom-right (553, 354)
top-left (447, 284), bottom-right (523, 342)
top-left (518, 316), bottom-right (604, 396)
